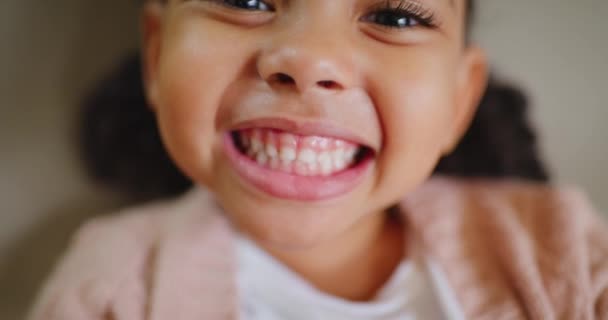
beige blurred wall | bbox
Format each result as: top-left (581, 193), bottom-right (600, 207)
top-left (475, 0), bottom-right (608, 215)
top-left (0, 1), bottom-right (139, 318)
top-left (1, 1), bottom-right (606, 318)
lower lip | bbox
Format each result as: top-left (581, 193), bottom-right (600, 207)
top-left (222, 133), bottom-right (373, 202)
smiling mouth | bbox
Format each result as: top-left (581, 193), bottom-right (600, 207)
top-left (230, 128), bottom-right (373, 177)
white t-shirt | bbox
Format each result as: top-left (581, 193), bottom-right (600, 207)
top-left (237, 236), bottom-right (458, 320)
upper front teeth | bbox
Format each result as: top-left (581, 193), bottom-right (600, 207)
top-left (280, 147), bottom-right (297, 162)
top-left (238, 129), bottom-right (360, 176)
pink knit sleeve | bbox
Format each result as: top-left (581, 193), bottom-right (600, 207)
top-left (26, 213), bottom-right (155, 320)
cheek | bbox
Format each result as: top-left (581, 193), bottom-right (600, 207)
top-left (368, 50), bottom-right (459, 201)
top-left (153, 20), bottom-right (254, 184)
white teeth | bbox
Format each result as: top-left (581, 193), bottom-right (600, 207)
top-left (251, 137), bottom-right (263, 153)
top-left (318, 152), bottom-right (333, 176)
top-left (308, 162), bottom-right (318, 173)
top-left (345, 147), bottom-right (357, 160)
top-left (239, 131), bottom-right (363, 176)
top-left (256, 152), bottom-right (268, 166)
top-left (318, 139), bottom-right (330, 148)
top-left (333, 149), bottom-right (344, 161)
top-left (280, 147), bottom-right (297, 162)
top-left (318, 152), bottom-right (331, 164)
top-left (298, 149), bottom-right (317, 164)
top-left (295, 162), bottom-right (308, 176)
top-left (334, 160), bottom-right (346, 171)
top-left (265, 145), bottom-right (278, 158)
top-left (280, 133), bottom-right (297, 146)
top-left (333, 149), bottom-right (346, 171)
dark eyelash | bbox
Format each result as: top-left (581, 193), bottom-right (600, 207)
top-left (195, 0), bottom-right (276, 12)
top-left (370, 0), bottom-right (440, 28)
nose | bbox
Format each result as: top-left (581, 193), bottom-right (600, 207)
top-left (256, 33), bottom-right (355, 94)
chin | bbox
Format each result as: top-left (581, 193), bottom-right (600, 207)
top-left (215, 190), bottom-right (363, 250)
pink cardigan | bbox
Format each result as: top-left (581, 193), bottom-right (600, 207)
top-left (28, 177), bottom-right (608, 319)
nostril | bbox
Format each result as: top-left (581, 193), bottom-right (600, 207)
top-left (268, 73), bottom-right (296, 85)
top-left (317, 80), bottom-right (342, 90)
top-left (266, 73), bottom-right (343, 91)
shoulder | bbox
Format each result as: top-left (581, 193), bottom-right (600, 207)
top-left (28, 187), bottom-right (221, 320)
top-left (404, 176), bottom-right (602, 230)
top-left (402, 176), bottom-right (608, 273)
top-left (56, 189), bottom-right (201, 280)
top-left (404, 177), bottom-right (608, 317)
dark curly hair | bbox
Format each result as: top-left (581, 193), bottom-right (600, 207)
top-left (78, 0), bottom-right (549, 201)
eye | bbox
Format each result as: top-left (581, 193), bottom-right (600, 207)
top-left (364, 11), bottom-right (420, 28)
top-left (361, 1), bottom-right (438, 29)
top-left (209, 0), bottom-right (274, 11)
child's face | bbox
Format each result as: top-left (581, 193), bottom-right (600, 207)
top-left (143, 0), bottom-right (487, 246)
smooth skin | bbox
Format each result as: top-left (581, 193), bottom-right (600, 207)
top-left (142, 0), bottom-right (487, 301)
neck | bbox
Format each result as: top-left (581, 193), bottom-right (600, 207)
top-left (262, 208), bottom-right (406, 301)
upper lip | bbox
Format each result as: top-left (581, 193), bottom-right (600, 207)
top-left (230, 117), bottom-right (378, 151)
